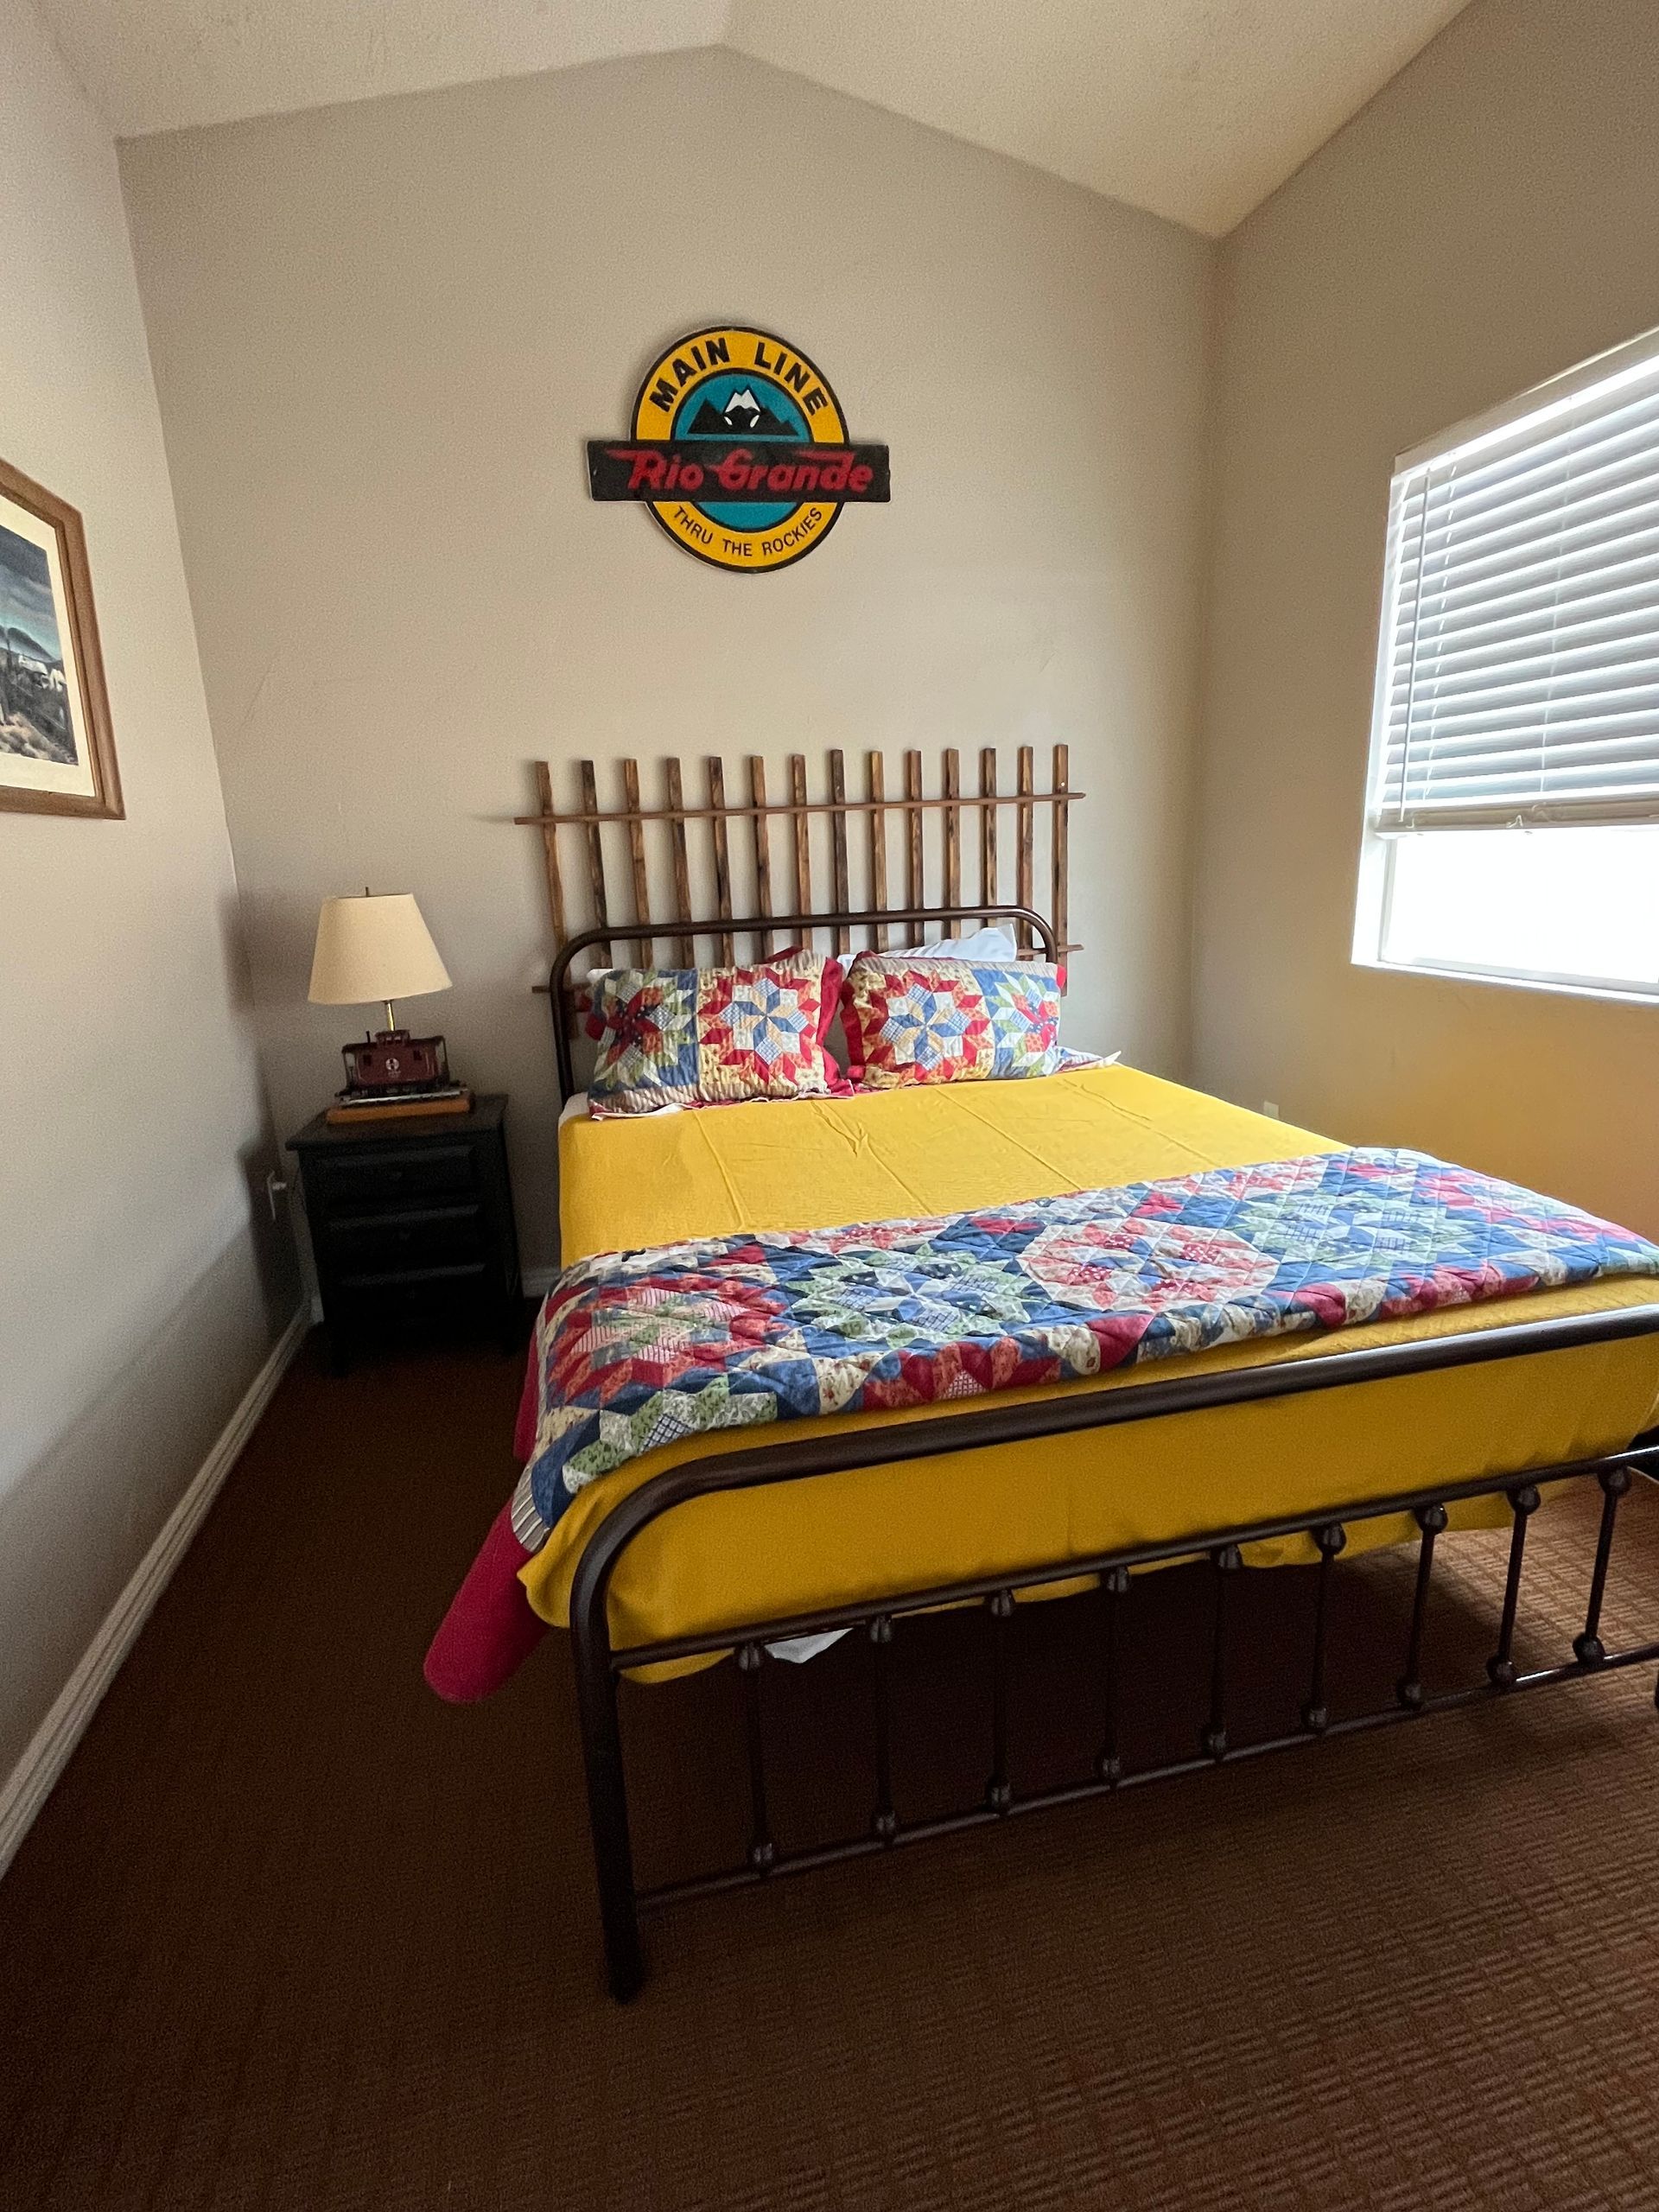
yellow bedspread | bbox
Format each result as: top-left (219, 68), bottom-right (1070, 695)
top-left (524, 1066), bottom-right (1659, 1657)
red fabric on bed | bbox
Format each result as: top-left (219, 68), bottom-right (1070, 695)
top-left (513, 1341), bottom-right (539, 1463)
top-left (424, 1501), bottom-right (546, 1701)
top-left (424, 1344), bottom-right (549, 1700)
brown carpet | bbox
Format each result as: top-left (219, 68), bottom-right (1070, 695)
top-left (4, 1333), bottom-right (1659, 2210)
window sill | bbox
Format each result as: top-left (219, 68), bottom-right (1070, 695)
top-left (1352, 952), bottom-right (1659, 1011)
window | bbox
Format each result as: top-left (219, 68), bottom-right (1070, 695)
top-left (1355, 326), bottom-right (1659, 1001)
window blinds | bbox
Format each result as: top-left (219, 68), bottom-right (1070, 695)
top-left (1372, 339), bottom-right (1659, 832)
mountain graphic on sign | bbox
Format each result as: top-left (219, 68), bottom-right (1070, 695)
top-left (686, 388), bottom-right (798, 436)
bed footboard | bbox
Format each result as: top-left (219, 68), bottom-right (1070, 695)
top-left (568, 1306), bottom-right (1659, 2002)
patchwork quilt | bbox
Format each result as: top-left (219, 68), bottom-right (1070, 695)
top-left (508, 1147), bottom-right (1659, 1549)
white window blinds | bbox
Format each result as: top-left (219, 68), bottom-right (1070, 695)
top-left (1371, 334), bottom-right (1659, 832)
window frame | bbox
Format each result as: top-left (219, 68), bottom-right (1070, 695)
top-left (1352, 322), bottom-right (1659, 1007)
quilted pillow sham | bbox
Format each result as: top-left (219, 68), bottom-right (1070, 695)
top-left (584, 950), bottom-right (845, 1114)
top-left (839, 954), bottom-right (1066, 1090)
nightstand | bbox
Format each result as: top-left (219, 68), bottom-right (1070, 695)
top-left (286, 1093), bottom-right (523, 1372)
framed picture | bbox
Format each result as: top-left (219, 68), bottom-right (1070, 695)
top-left (0, 456), bottom-right (122, 819)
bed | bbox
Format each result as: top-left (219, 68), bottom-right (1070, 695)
top-left (537, 1062), bottom-right (1659, 1665)
top-left (434, 750), bottom-right (1659, 2001)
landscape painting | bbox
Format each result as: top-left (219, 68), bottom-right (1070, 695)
top-left (0, 458), bottom-right (121, 818)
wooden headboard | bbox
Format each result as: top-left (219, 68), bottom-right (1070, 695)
top-left (520, 744), bottom-right (1078, 963)
top-left (518, 745), bottom-right (1082, 1097)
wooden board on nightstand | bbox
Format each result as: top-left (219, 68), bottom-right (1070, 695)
top-left (324, 1088), bottom-right (474, 1126)
top-left (286, 1093), bottom-right (523, 1373)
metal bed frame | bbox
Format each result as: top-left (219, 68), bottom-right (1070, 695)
top-left (543, 901), bottom-right (1659, 2002)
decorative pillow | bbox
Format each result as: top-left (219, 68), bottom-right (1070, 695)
top-left (910, 925), bottom-right (1020, 963)
top-left (585, 951), bottom-right (845, 1113)
top-left (570, 943), bottom-right (808, 1020)
top-left (840, 955), bottom-right (1066, 1090)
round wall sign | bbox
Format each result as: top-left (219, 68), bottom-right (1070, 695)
top-left (587, 324), bottom-right (890, 574)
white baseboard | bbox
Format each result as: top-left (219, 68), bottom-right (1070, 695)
top-left (0, 1305), bottom-right (309, 1882)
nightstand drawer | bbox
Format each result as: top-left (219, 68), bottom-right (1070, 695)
top-left (325, 1202), bottom-right (486, 1274)
top-left (316, 1142), bottom-right (477, 1208)
top-left (333, 1268), bottom-right (489, 1323)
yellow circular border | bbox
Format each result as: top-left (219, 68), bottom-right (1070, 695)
top-left (629, 325), bottom-right (849, 574)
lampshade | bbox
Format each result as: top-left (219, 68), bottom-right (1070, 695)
top-left (308, 892), bottom-right (452, 1007)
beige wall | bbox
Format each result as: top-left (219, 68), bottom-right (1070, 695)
top-left (0, 0), bottom-right (297, 1799)
top-left (118, 46), bottom-right (1216, 1277)
top-left (1195, 0), bottom-right (1659, 1231)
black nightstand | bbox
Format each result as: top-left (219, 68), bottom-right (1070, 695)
top-left (286, 1094), bottom-right (523, 1372)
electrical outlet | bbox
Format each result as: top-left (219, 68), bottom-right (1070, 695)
top-left (1262, 1099), bottom-right (1281, 1119)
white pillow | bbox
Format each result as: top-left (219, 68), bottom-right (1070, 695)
top-left (912, 925), bottom-right (1020, 963)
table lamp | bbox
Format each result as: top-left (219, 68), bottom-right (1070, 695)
top-left (308, 890), bottom-right (460, 1104)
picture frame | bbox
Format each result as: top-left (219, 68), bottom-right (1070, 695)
top-left (0, 455), bottom-right (122, 820)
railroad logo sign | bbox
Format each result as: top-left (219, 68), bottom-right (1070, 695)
top-left (587, 325), bottom-right (890, 573)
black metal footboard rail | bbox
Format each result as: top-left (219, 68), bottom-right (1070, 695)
top-left (568, 1304), bottom-right (1659, 1999)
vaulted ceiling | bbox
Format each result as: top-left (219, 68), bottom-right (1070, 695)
top-left (38, 0), bottom-right (1471, 236)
